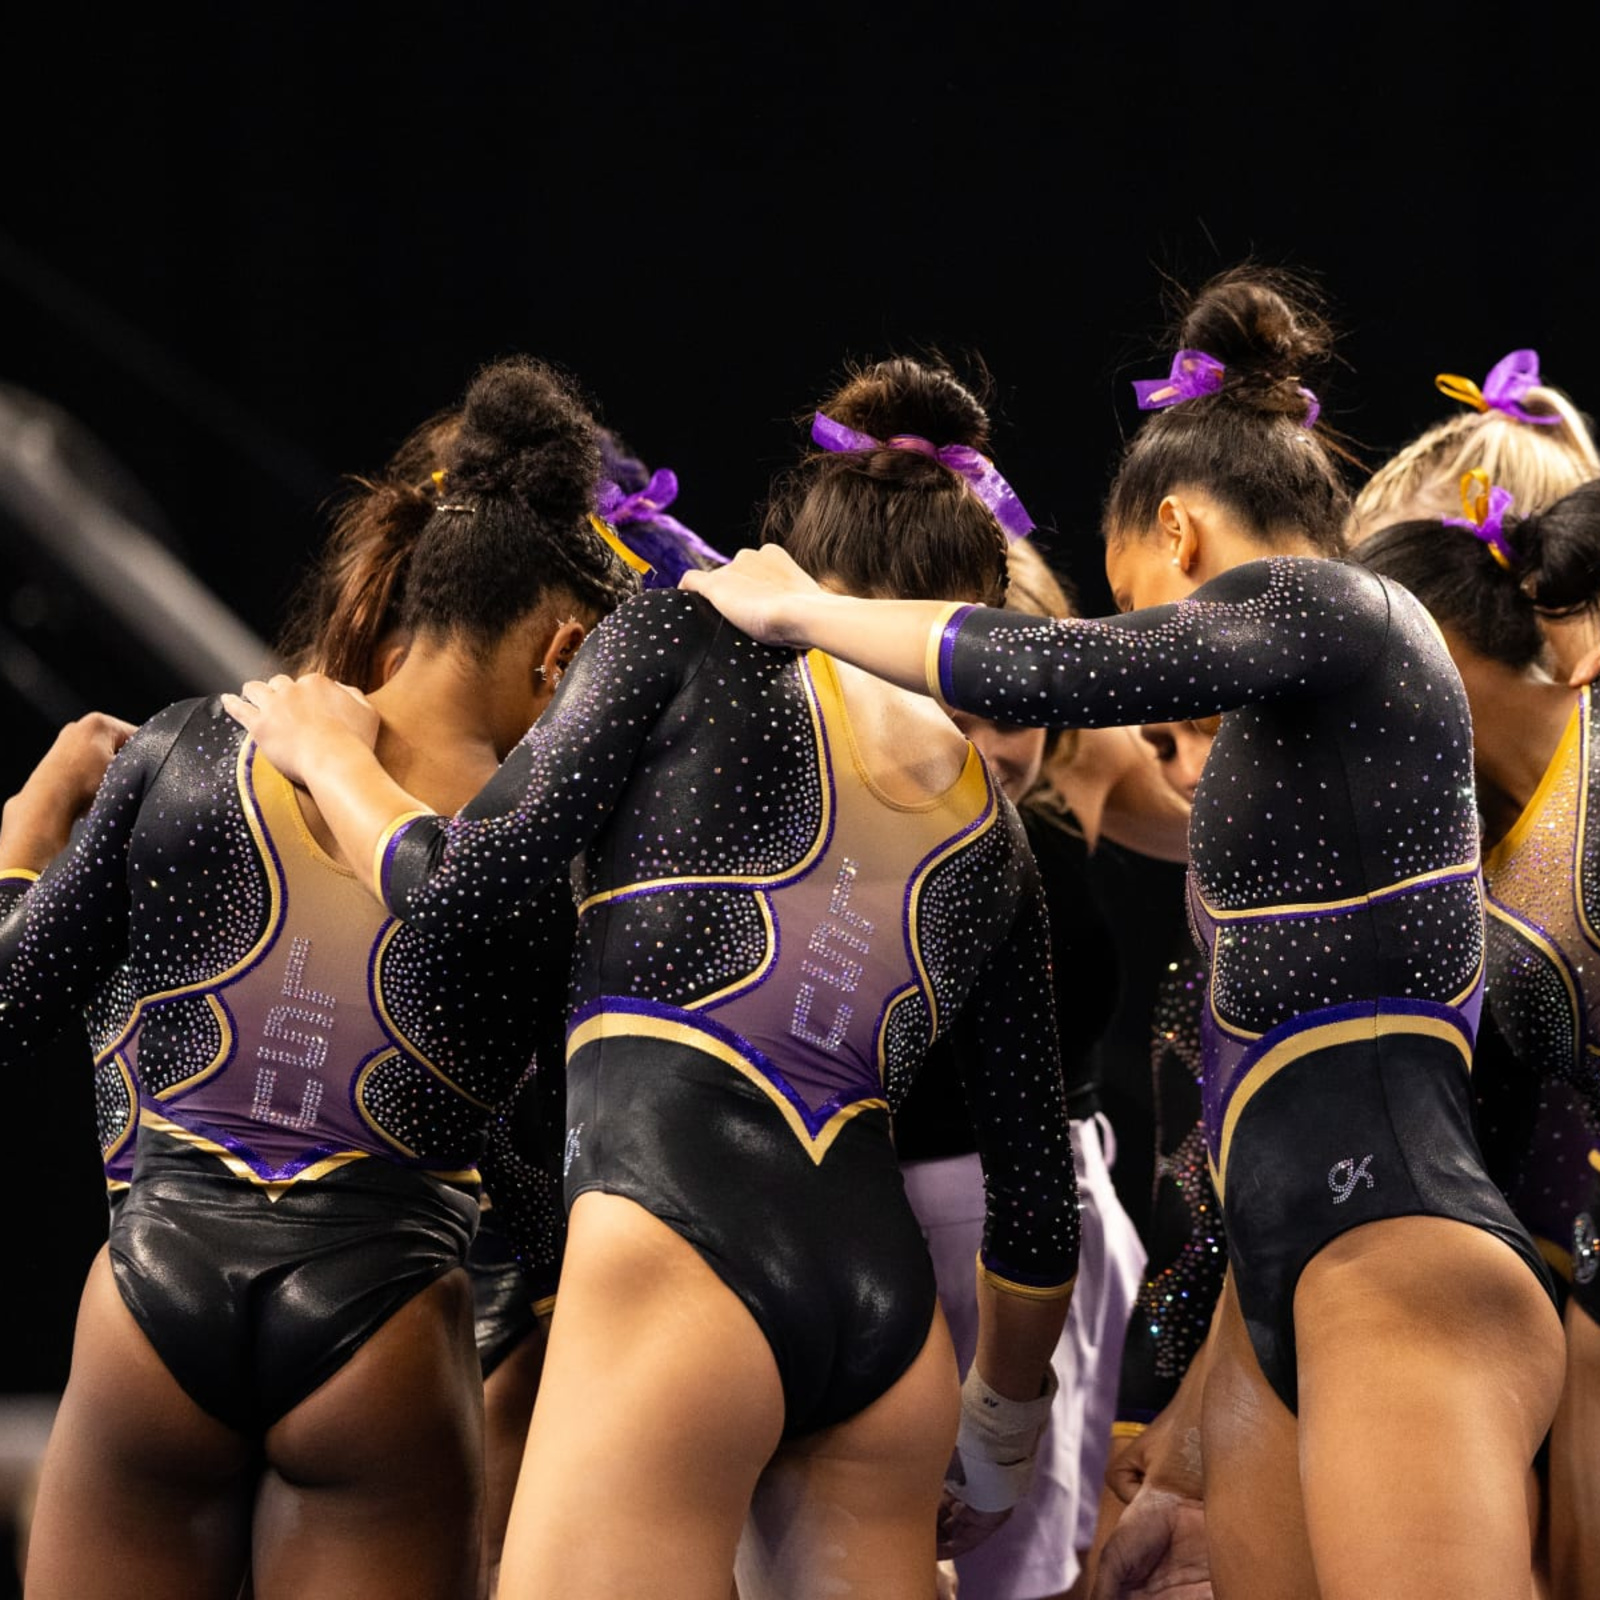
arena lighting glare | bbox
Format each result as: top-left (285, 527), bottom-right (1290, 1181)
top-left (0, 387), bottom-right (275, 694)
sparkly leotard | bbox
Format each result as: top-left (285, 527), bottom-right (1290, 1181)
top-left (928, 556), bottom-right (1552, 1407)
top-left (376, 589), bottom-right (1080, 1435)
top-left (0, 698), bottom-right (570, 1430)
top-left (1115, 948), bottom-right (1227, 1428)
top-left (1477, 687), bottom-right (1600, 1314)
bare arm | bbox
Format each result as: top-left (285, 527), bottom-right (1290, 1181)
top-left (681, 547), bottom-right (949, 692)
top-left (0, 713), bottom-right (137, 874)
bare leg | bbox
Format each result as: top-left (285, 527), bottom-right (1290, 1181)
top-left (1202, 1270), bottom-right (1317, 1600)
top-left (737, 1308), bottom-right (959, 1600)
top-left (1294, 1216), bottom-right (1562, 1600)
top-left (1549, 1299), bottom-right (1600, 1600)
top-left (252, 1268), bottom-right (483, 1600)
top-left (498, 1193), bottom-right (786, 1600)
top-left (480, 1323), bottom-right (548, 1598)
top-left (24, 1248), bottom-right (255, 1600)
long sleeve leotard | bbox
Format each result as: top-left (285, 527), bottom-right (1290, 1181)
top-left (923, 556), bottom-right (1549, 1409)
top-left (0, 699), bottom-right (571, 1296)
top-left (928, 556), bottom-right (1485, 1182)
top-left (373, 590), bottom-right (1079, 1364)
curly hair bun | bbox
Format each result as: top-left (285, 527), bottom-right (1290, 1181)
top-left (821, 356), bottom-right (991, 451)
top-left (1180, 266), bottom-right (1332, 420)
top-left (444, 355), bottom-right (600, 524)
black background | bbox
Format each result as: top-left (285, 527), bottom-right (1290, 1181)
top-left (2, 5), bottom-right (1593, 1390)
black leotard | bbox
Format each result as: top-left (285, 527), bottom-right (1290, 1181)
top-left (375, 589), bottom-right (1080, 1435)
top-left (927, 556), bottom-right (1552, 1407)
top-left (0, 699), bottom-right (571, 1429)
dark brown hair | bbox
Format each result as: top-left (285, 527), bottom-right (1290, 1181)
top-left (761, 355), bottom-right (1010, 605)
top-left (278, 410), bottom-right (461, 686)
top-left (403, 357), bottom-right (637, 652)
top-left (1357, 479), bottom-right (1600, 669)
top-left (1106, 266), bottom-right (1354, 555)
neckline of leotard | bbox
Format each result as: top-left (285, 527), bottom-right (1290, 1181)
top-left (806, 649), bottom-right (983, 814)
top-left (1482, 687), bottom-right (1585, 878)
top-left (255, 749), bottom-right (359, 880)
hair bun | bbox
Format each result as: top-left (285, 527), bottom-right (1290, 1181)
top-left (1179, 266), bottom-right (1332, 417)
top-left (444, 356), bottom-right (599, 524)
top-left (820, 355), bottom-right (992, 452)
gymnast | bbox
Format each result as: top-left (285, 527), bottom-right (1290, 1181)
top-left (1358, 474), bottom-right (1600, 1600)
top-left (680, 267), bottom-right (1564, 1600)
top-left (1348, 346), bottom-right (1600, 677)
top-left (0, 356), bottom-right (636, 1600)
top-left (228, 354), bottom-right (1081, 1600)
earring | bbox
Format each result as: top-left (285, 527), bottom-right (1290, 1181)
top-left (1170, 556), bottom-right (1181, 567)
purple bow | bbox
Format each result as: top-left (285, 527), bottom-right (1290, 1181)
top-left (1134, 350), bottom-right (1321, 428)
top-left (1442, 474), bottom-right (1517, 571)
top-left (1436, 349), bottom-right (1561, 426)
top-left (809, 413), bottom-right (1034, 540)
top-left (1132, 349), bottom-right (1225, 411)
top-left (595, 469), bottom-right (728, 588)
top-left (598, 468), bottom-right (682, 527)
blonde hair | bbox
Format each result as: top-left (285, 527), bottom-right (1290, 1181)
top-left (1349, 384), bottom-right (1600, 545)
top-left (1003, 537), bottom-right (1076, 624)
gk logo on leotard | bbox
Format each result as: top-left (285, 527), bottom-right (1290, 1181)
top-left (251, 937), bottom-right (335, 1132)
top-left (791, 859), bottom-right (874, 1053)
top-left (563, 1123), bottom-right (583, 1177)
top-left (1328, 1154), bottom-right (1375, 1205)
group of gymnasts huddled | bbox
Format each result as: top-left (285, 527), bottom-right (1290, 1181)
top-left (4, 262), bottom-right (1600, 1600)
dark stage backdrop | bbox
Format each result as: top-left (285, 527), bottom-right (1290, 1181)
top-left (0, 6), bottom-right (1591, 1388)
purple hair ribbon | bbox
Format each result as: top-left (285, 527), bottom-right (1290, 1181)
top-left (1435, 349), bottom-right (1561, 426)
top-left (809, 413), bottom-right (1034, 540)
top-left (593, 472), bottom-right (728, 588)
top-left (1441, 468), bottom-right (1516, 571)
top-left (1132, 349), bottom-right (1225, 411)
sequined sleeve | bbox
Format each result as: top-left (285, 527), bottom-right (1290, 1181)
top-left (939, 557), bottom-right (1391, 728)
top-left (380, 591), bottom-right (724, 933)
top-left (959, 847), bottom-right (1080, 1298)
top-left (0, 700), bottom-right (202, 1060)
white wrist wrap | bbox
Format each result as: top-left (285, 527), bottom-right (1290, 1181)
top-left (946, 1365), bottom-right (1058, 1513)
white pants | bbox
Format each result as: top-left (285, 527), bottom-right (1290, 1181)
top-left (902, 1116), bottom-right (1146, 1599)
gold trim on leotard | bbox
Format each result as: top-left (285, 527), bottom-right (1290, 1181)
top-left (1211, 1012), bottom-right (1475, 1201)
top-left (372, 809), bottom-right (437, 904)
top-left (139, 1107), bottom-right (370, 1198)
top-left (923, 601), bottom-right (969, 710)
top-left (578, 650), bottom-right (835, 912)
top-left (1195, 857), bottom-right (1481, 924)
top-left (977, 1256), bottom-right (1077, 1302)
top-left (565, 1009), bottom-right (887, 1166)
top-left (96, 740), bottom-right (288, 1080)
top-left (0, 867), bottom-right (40, 884)
top-left (1483, 693), bottom-right (1582, 878)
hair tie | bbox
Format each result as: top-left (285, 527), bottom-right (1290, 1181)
top-left (587, 512), bottom-right (653, 575)
top-left (595, 471), bottom-right (728, 587)
top-left (1132, 349), bottom-right (1225, 411)
top-left (1441, 469), bottom-right (1517, 570)
top-left (1133, 350), bottom-right (1320, 429)
top-left (809, 413), bottom-right (1033, 540)
top-left (1435, 349), bottom-right (1561, 427)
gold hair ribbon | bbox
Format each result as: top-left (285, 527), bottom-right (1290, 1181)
top-left (588, 513), bottom-right (652, 575)
top-left (431, 468), bottom-right (447, 490)
top-left (1435, 372), bottom-right (1489, 413)
top-left (1459, 467), bottom-right (1492, 525)
top-left (1446, 468), bottom-right (1514, 570)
